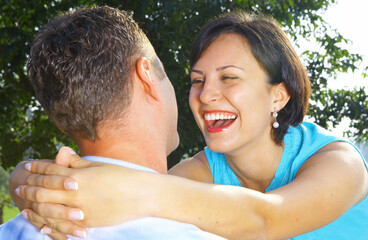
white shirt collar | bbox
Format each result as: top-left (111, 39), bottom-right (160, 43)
top-left (82, 155), bottom-right (158, 174)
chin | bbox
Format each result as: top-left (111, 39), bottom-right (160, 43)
top-left (206, 140), bottom-right (232, 154)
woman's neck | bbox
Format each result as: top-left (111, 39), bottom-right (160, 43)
top-left (224, 137), bottom-right (284, 192)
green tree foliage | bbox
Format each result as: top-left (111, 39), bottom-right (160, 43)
top-left (0, 166), bottom-right (12, 224)
top-left (0, 0), bottom-right (367, 169)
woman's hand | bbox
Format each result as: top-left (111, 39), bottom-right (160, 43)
top-left (10, 161), bottom-right (33, 211)
top-left (9, 148), bottom-right (86, 239)
top-left (15, 147), bottom-right (161, 237)
top-left (21, 208), bottom-right (85, 240)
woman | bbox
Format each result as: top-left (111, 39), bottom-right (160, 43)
top-left (12, 10), bottom-right (368, 239)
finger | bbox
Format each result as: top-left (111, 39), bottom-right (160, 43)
top-left (48, 222), bottom-right (88, 239)
top-left (69, 154), bottom-right (96, 168)
top-left (30, 202), bottom-right (84, 221)
top-left (26, 161), bottom-right (71, 176)
top-left (40, 226), bottom-right (71, 240)
top-left (55, 146), bottom-right (94, 169)
top-left (46, 230), bottom-right (70, 240)
top-left (16, 185), bottom-right (70, 203)
top-left (22, 209), bottom-right (47, 226)
top-left (26, 173), bottom-right (78, 191)
top-left (21, 210), bottom-right (44, 229)
top-left (26, 209), bottom-right (88, 238)
top-left (55, 147), bottom-right (77, 167)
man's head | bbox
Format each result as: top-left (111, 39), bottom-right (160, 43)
top-left (27, 6), bottom-right (173, 144)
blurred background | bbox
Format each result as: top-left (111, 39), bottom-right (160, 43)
top-left (1, 0), bottom-right (367, 223)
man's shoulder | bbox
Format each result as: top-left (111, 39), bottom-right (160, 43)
top-left (0, 214), bottom-right (48, 240)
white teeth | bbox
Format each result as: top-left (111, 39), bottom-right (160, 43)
top-left (204, 113), bottom-right (237, 121)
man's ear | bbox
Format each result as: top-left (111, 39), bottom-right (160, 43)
top-left (135, 57), bottom-right (160, 101)
top-left (271, 82), bottom-right (290, 112)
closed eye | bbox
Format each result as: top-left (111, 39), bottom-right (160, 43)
top-left (191, 79), bottom-right (204, 85)
top-left (221, 75), bottom-right (239, 81)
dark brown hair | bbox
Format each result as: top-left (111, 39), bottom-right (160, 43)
top-left (27, 6), bottom-right (160, 141)
top-left (190, 10), bottom-right (311, 145)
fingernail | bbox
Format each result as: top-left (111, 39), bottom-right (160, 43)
top-left (74, 230), bottom-right (87, 238)
top-left (40, 226), bottom-right (52, 234)
top-left (15, 187), bottom-right (20, 196)
top-left (25, 162), bottom-right (32, 171)
top-left (66, 147), bottom-right (76, 155)
top-left (65, 181), bottom-right (78, 190)
top-left (69, 210), bottom-right (84, 220)
top-left (20, 210), bottom-right (28, 219)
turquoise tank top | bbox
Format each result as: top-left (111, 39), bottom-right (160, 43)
top-left (205, 122), bottom-right (368, 239)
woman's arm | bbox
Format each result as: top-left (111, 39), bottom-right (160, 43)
top-left (17, 142), bottom-right (368, 239)
top-left (16, 149), bottom-right (161, 227)
top-left (16, 150), bottom-right (214, 227)
top-left (150, 142), bottom-right (368, 239)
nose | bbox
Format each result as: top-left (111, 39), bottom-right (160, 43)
top-left (199, 80), bottom-right (221, 104)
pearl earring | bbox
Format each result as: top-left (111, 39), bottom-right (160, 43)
top-left (273, 111), bottom-right (279, 128)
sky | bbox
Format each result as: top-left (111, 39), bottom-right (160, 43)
top-left (323, 0), bottom-right (368, 89)
top-left (300, 0), bottom-right (368, 140)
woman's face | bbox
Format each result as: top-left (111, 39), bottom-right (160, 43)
top-left (189, 33), bottom-right (276, 154)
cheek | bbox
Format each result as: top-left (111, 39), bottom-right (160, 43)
top-left (229, 88), bottom-right (268, 116)
top-left (236, 94), bottom-right (272, 128)
top-left (188, 89), bottom-right (197, 112)
top-left (227, 88), bottom-right (251, 108)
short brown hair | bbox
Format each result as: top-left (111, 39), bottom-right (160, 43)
top-left (190, 10), bottom-right (311, 145)
top-left (28, 6), bottom-right (158, 141)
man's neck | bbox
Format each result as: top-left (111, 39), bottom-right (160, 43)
top-left (77, 130), bottom-right (168, 174)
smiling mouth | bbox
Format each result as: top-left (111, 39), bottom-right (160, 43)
top-left (204, 112), bottom-right (237, 133)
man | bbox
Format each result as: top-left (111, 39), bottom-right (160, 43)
top-left (0, 6), bottom-right (224, 240)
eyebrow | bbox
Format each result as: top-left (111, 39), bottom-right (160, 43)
top-left (190, 69), bottom-right (204, 75)
top-left (191, 65), bottom-right (244, 75)
top-left (216, 65), bottom-right (244, 71)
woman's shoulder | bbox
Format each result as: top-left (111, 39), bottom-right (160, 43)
top-left (297, 140), bottom-right (368, 204)
top-left (168, 151), bottom-right (213, 183)
top-left (286, 122), bottom-right (347, 162)
top-left (274, 122), bottom-right (367, 189)
top-left (293, 122), bottom-right (366, 167)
